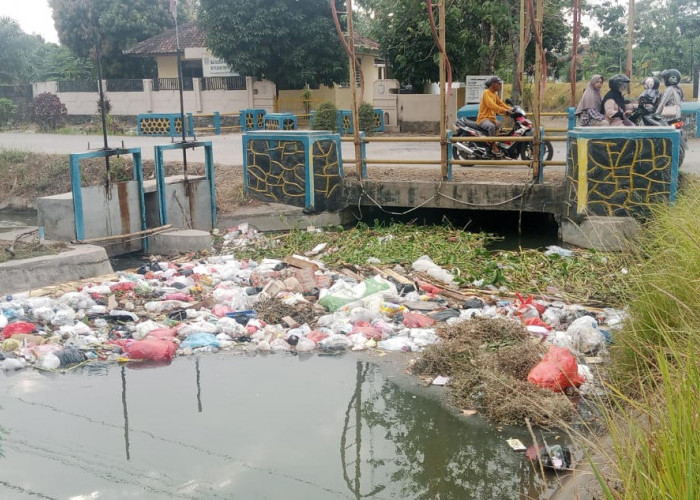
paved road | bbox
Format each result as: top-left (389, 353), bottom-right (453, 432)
top-left (1, 130), bottom-right (697, 174)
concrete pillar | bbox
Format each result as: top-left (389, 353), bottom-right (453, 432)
top-left (144, 79), bottom-right (153, 113)
top-left (193, 78), bottom-right (202, 112)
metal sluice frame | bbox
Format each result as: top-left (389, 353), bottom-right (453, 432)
top-left (153, 141), bottom-right (217, 228)
top-left (69, 147), bottom-right (147, 248)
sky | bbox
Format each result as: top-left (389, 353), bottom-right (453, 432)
top-left (1, 0), bottom-right (59, 44)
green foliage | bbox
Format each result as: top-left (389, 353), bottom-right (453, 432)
top-left (362, 0), bottom-right (569, 89)
top-left (311, 101), bottom-right (338, 131)
top-left (198, 0), bottom-right (348, 90)
top-left (97, 96), bottom-right (111, 116)
top-left (49, 0), bottom-right (179, 79)
top-left (0, 98), bottom-right (18, 127)
top-left (0, 17), bottom-right (39, 84)
top-left (30, 92), bottom-right (67, 131)
top-left (357, 101), bottom-right (376, 135)
top-left (610, 184), bottom-right (700, 384)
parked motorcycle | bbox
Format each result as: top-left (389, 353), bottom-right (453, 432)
top-left (628, 100), bottom-right (686, 167)
top-left (452, 100), bottom-right (554, 163)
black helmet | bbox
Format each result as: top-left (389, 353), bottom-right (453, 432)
top-left (484, 76), bottom-right (503, 88)
top-left (609, 74), bottom-right (631, 92)
top-left (661, 69), bottom-right (681, 86)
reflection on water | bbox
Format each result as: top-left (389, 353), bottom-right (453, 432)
top-left (0, 354), bottom-right (555, 499)
top-left (0, 209), bottom-right (37, 233)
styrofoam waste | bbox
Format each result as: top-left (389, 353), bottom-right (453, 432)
top-left (411, 255), bottom-right (457, 287)
top-left (377, 336), bottom-right (414, 351)
top-left (544, 245), bottom-right (575, 258)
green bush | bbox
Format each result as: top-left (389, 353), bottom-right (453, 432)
top-left (30, 92), bottom-right (67, 131)
top-left (311, 101), bottom-right (337, 132)
top-left (358, 101), bottom-right (377, 135)
top-left (0, 98), bottom-right (18, 128)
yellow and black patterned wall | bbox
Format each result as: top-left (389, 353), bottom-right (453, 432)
top-left (566, 131), bottom-right (679, 220)
top-left (245, 136), bottom-right (343, 212)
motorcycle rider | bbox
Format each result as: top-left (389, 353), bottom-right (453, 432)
top-left (639, 76), bottom-right (661, 110)
top-left (575, 75), bottom-right (607, 126)
top-left (477, 76), bottom-right (513, 158)
top-left (656, 69), bottom-right (683, 119)
top-left (602, 74), bottom-right (634, 126)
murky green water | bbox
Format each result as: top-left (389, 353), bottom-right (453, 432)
top-left (0, 353), bottom-right (557, 499)
top-left (0, 209), bottom-right (37, 233)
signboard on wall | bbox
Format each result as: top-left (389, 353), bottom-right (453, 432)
top-left (465, 75), bottom-right (490, 104)
top-left (202, 57), bottom-right (239, 77)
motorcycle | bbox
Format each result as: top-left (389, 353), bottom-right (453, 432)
top-left (452, 100), bottom-right (554, 164)
top-left (627, 97), bottom-right (686, 167)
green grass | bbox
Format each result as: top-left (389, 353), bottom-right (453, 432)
top-left (582, 183), bottom-right (700, 497)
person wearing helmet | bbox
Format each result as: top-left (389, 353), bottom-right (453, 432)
top-left (656, 69), bottom-right (683, 119)
top-left (637, 76), bottom-right (661, 113)
top-left (601, 74), bottom-right (634, 126)
top-left (476, 76), bottom-right (513, 157)
top-left (575, 75), bottom-right (608, 126)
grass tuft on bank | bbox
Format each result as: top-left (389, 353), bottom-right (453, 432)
top-left (588, 184), bottom-right (700, 497)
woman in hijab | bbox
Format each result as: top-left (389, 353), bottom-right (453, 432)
top-left (575, 75), bottom-right (608, 126)
top-left (602, 74), bottom-right (635, 126)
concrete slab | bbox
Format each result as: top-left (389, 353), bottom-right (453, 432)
top-left (0, 244), bottom-right (113, 295)
top-left (146, 229), bottom-right (213, 256)
top-left (561, 216), bottom-right (640, 251)
top-left (217, 203), bottom-right (354, 232)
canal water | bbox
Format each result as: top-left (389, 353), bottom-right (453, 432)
top-left (0, 352), bottom-right (558, 499)
top-left (0, 209), bottom-right (37, 233)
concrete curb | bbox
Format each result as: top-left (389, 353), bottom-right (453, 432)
top-left (0, 244), bottom-right (113, 295)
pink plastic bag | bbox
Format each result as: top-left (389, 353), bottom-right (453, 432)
top-left (402, 312), bottom-right (436, 328)
top-left (527, 346), bottom-right (583, 392)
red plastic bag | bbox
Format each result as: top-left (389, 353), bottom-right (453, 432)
top-left (124, 339), bottom-right (177, 362)
top-left (402, 312), bottom-right (436, 328)
top-left (524, 317), bottom-right (551, 330)
top-left (2, 322), bottom-right (36, 338)
top-left (516, 293), bottom-right (547, 316)
top-left (527, 346), bottom-right (583, 392)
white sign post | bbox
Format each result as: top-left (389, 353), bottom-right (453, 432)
top-left (202, 57), bottom-right (239, 77)
top-left (465, 75), bottom-right (490, 104)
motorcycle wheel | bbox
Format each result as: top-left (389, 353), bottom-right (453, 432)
top-left (679, 143), bottom-right (685, 167)
top-left (520, 140), bottom-right (554, 161)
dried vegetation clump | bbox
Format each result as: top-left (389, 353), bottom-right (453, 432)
top-left (254, 297), bottom-right (319, 326)
top-left (412, 317), bottom-right (575, 426)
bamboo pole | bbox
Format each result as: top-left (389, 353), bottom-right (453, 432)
top-left (346, 0), bottom-right (363, 178)
top-left (439, 0), bottom-right (447, 180)
top-left (626, 0), bottom-right (634, 78)
top-left (73, 224), bottom-right (173, 244)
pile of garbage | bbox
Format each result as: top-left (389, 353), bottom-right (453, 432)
top-left (0, 227), bottom-right (624, 420)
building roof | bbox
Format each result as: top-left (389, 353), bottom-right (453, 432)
top-left (123, 22), bottom-right (205, 56)
top-left (354, 33), bottom-right (380, 53)
top-left (125, 22), bottom-right (380, 57)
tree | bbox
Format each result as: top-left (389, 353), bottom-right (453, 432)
top-left (198, 0), bottom-right (348, 92)
top-left (49, 0), bottom-right (181, 78)
top-left (0, 17), bottom-right (37, 84)
top-left (359, 0), bottom-right (569, 91)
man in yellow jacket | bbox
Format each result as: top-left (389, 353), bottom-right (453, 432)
top-left (477, 76), bottom-right (513, 158)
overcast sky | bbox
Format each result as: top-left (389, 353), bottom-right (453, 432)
top-left (1, 0), bottom-right (59, 44)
